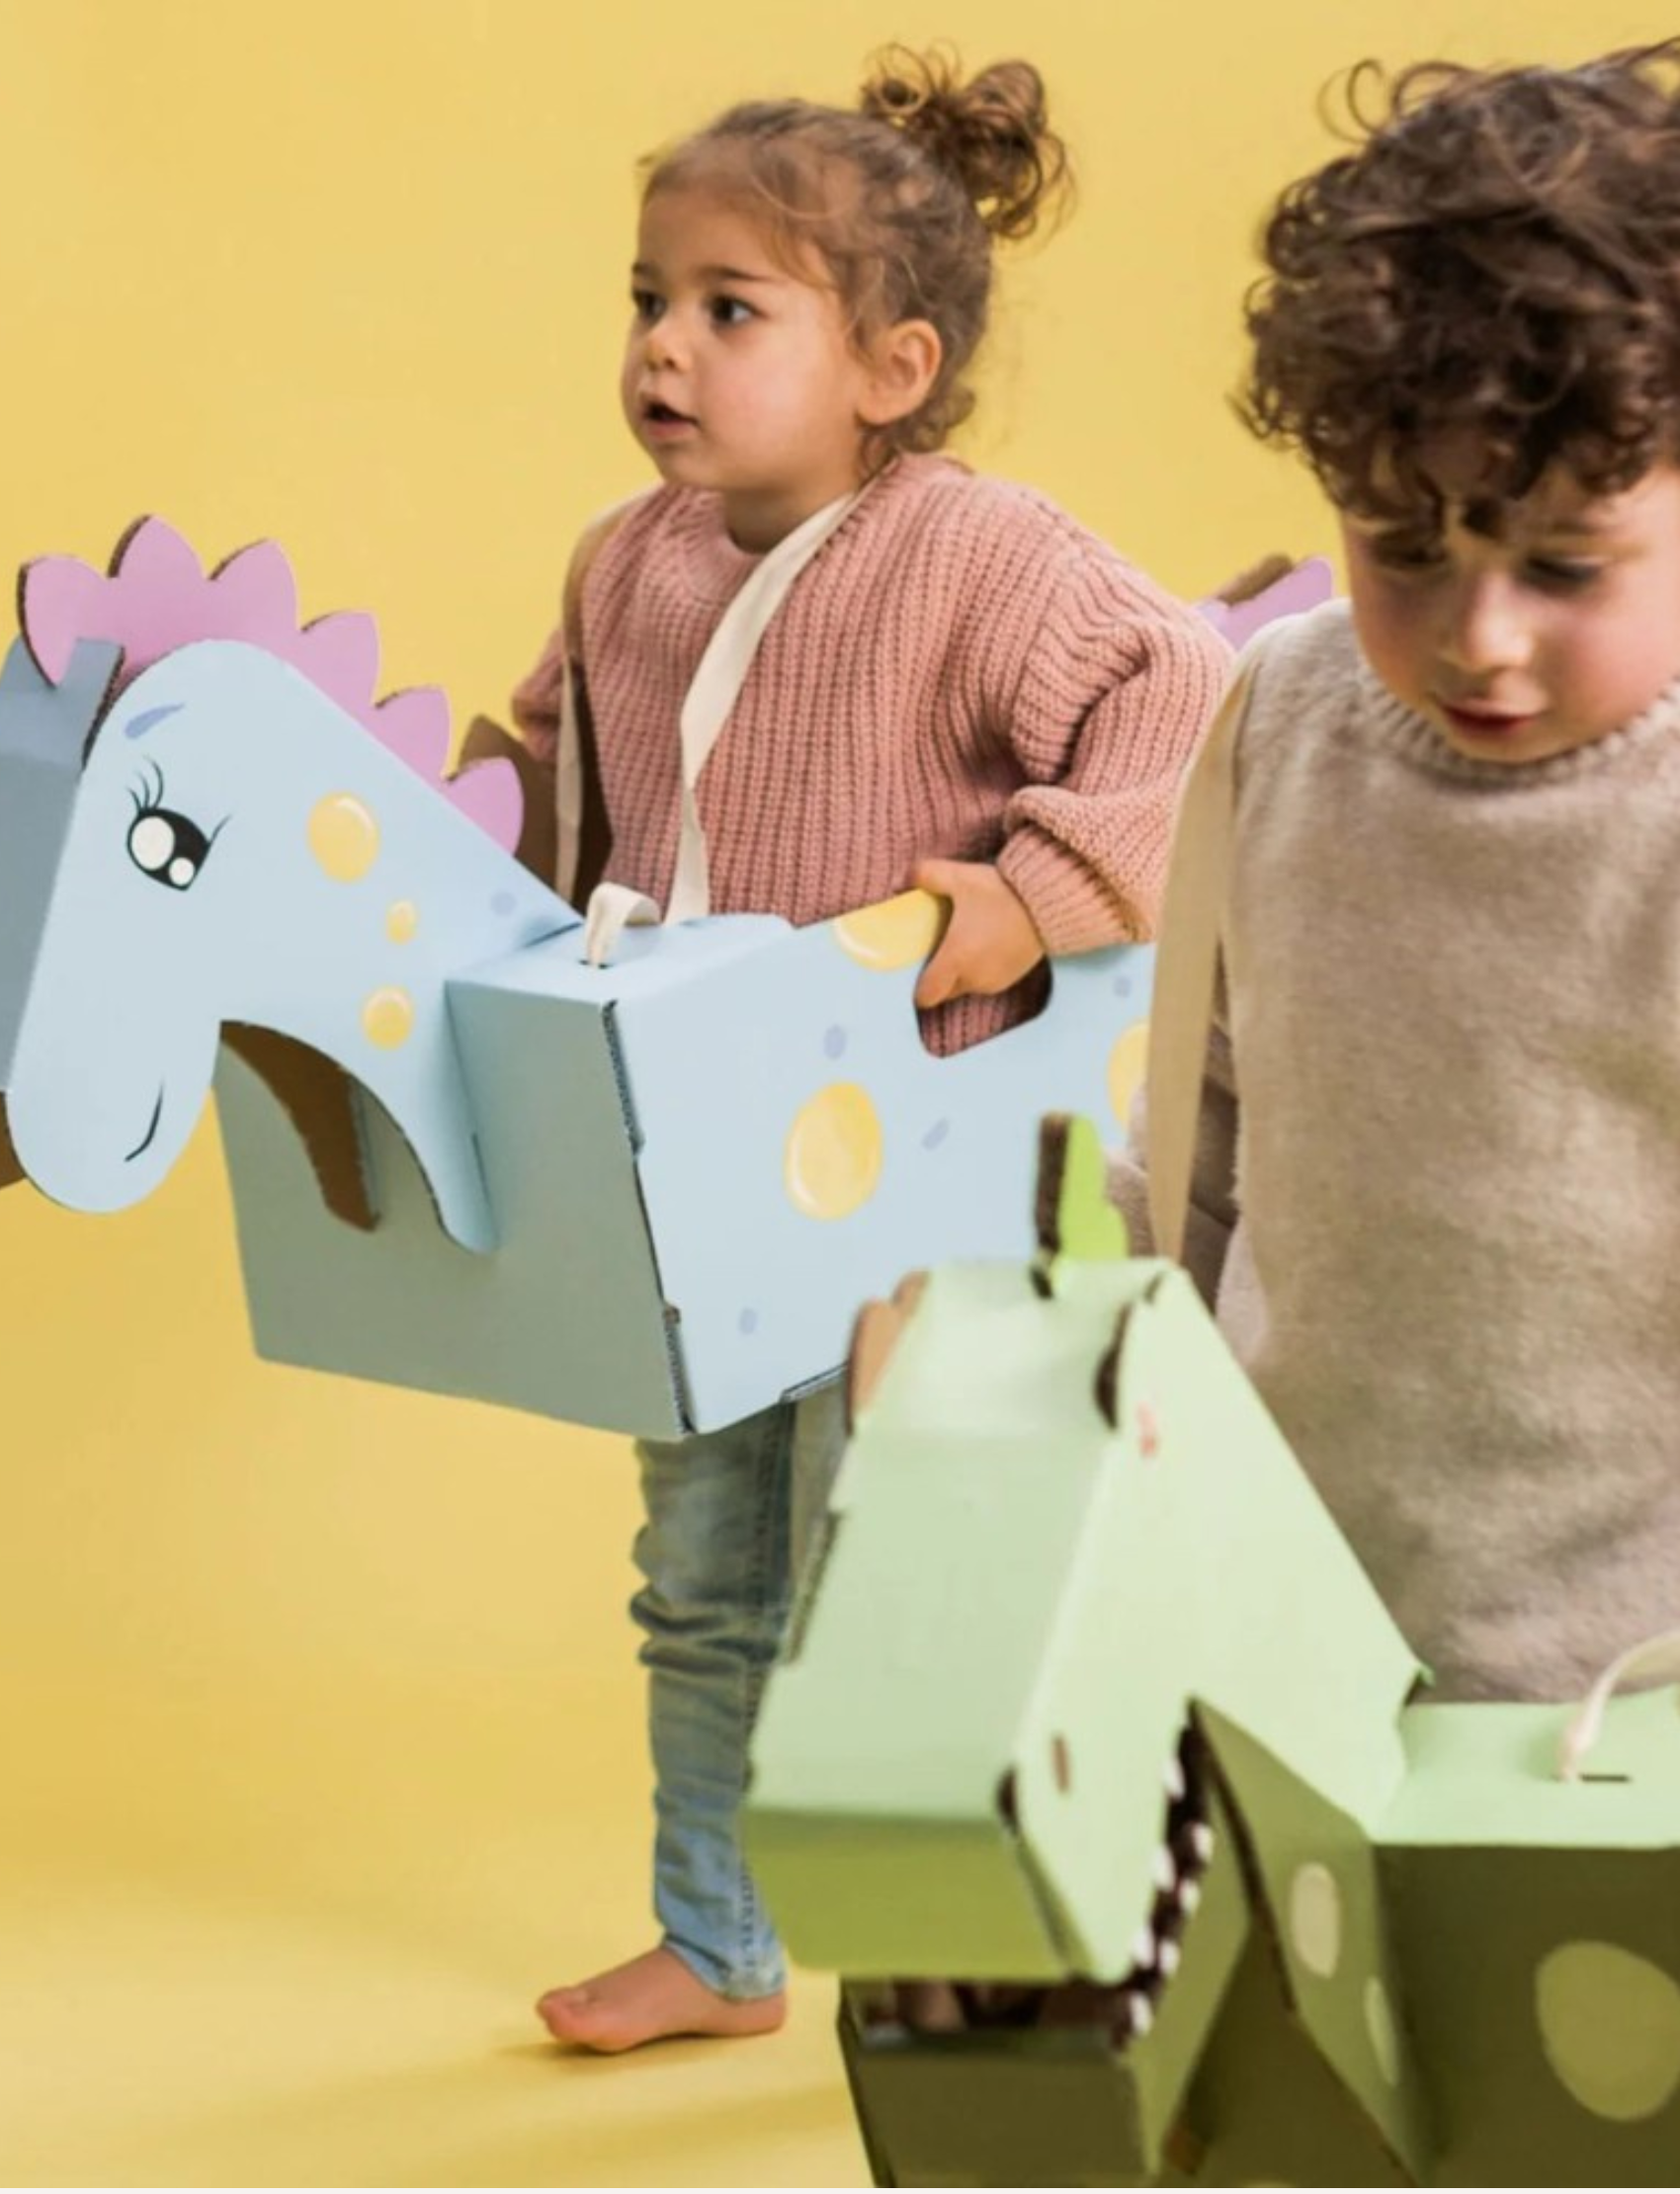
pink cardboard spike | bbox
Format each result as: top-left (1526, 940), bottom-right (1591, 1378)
top-left (21, 555), bottom-right (120, 685)
top-left (208, 537), bottom-right (299, 630)
top-left (1196, 556), bottom-right (1335, 651)
top-left (16, 518), bottom-right (522, 855)
top-left (445, 753), bottom-right (524, 848)
top-left (294, 610), bottom-right (380, 706)
top-left (373, 687), bottom-right (454, 780)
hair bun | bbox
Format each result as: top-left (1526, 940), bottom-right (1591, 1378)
top-left (861, 46), bottom-right (1071, 240)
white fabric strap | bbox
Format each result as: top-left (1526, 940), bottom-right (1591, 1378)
top-left (666, 488), bottom-right (860, 924)
top-left (1556, 1625), bottom-right (1680, 1780)
top-left (555, 665), bottom-right (586, 908)
top-left (583, 883), bottom-right (661, 969)
top-left (583, 487), bottom-right (859, 966)
top-left (1145, 662), bottom-right (1256, 1262)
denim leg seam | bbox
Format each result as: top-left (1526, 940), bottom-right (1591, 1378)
top-left (631, 1391), bottom-right (841, 2000)
top-left (730, 1398), bottom-right (792, 1986)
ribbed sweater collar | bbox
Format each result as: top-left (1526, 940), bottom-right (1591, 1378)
top-left (667, 454), bottom-right (958, 606)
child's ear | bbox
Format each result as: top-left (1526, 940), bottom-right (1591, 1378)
top-left (859, 319), bottom-right (943, 427)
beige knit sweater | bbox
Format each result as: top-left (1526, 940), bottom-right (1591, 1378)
top-left (1114, 598), bottom-right (1680, 1704)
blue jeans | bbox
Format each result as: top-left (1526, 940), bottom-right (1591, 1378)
top-left (631, 1380), bottom-right (848, 1999)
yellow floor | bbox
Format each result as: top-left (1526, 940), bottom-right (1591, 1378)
top-left (0, 1634), bottom-right (867, 2190)
top-left (0, 1872), bottom-right (861, 2186)
top-left (0, 1136), bottom-right (867, 2188)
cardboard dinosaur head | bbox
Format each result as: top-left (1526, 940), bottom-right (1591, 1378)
top-left (0, 520), bottom-right (554, 1245)
top-left (743, 1114), bottom-right (1421, 2175)
top-left (747, 1115), bottom-right (1418, 1967)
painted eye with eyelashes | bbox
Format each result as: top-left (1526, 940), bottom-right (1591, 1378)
top-left (126, 761), bottom-right (217, 892)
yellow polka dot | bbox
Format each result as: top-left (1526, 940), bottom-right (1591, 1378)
top-left (308, 794), bottom-right (380, 882)
top-left (1365, 1977), bottom-right (1401, 2087)
top-left (385, 899), bottom-right (419, 943)
top-left (1538, 1941), bottom-right (1680, 2121)
top-left (785, 1082), bottom-right (883, 1220)
top-left (1108, 1023), bottom-right (1150, 1127)
top-left (834, 890), bottom-right (946, 971)
top-left (1288, 1862), bottom-right (1341, 1980)
top-left (361, 987), bottom-right (415, 1050)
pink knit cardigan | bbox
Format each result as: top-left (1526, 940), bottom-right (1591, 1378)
top-left (513, 455), bottom-right (1227, 1031)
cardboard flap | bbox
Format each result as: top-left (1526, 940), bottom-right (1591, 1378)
top-left (1201, 1706), bottom-right (1435, 2180)
top-left (216, 971), bottom-right (687, 1436)
top-left (1385, 1689), bottom-right (1680, 1850)
top-left (0, 635), bottom-right (121, 1087)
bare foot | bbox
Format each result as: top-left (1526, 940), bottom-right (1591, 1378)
top-left (537, 1946), bottom-right (787, 2054)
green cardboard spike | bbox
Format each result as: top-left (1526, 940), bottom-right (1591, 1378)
top-left (1035, 1112), bottom-right (1132, 1272)
top-left (745, 1112), bottom-right (1680, 2187)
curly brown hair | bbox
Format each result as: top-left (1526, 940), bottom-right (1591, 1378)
top-left (1242, 42), bottom-right (1680, 518)
top-left (641, 46), bottom-right (1073, 458)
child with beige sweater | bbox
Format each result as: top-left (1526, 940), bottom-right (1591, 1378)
top-left (1115, 41), bottom-right (1680, 1708)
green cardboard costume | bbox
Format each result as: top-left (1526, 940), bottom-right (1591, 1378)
top-left (745, 1115), bottom-right (1680, 2185)
top-left (745, 645), bottom-right (1680, 2186)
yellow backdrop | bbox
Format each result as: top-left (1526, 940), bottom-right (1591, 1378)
top-left (0, 1), bottom-right (1666, 2183)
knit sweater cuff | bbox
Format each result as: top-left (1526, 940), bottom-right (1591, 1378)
top-left (997, 825), bottom-right (1141, 957)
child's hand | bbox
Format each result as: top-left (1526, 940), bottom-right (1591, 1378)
top-left (910, 859), bottom-right (1046, 1007)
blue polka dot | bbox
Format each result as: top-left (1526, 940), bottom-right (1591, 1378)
top-left (491, 889), bottom-right (517, 917)
top-left (922, 1119), bottom-right (951, 1150)
top-left (739, 1308), bottom-right (760, 1336)
top-left (1112, 973), bottom-right (1133, 999)
top-left (824, 1024), bottom-right (848, 1059)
